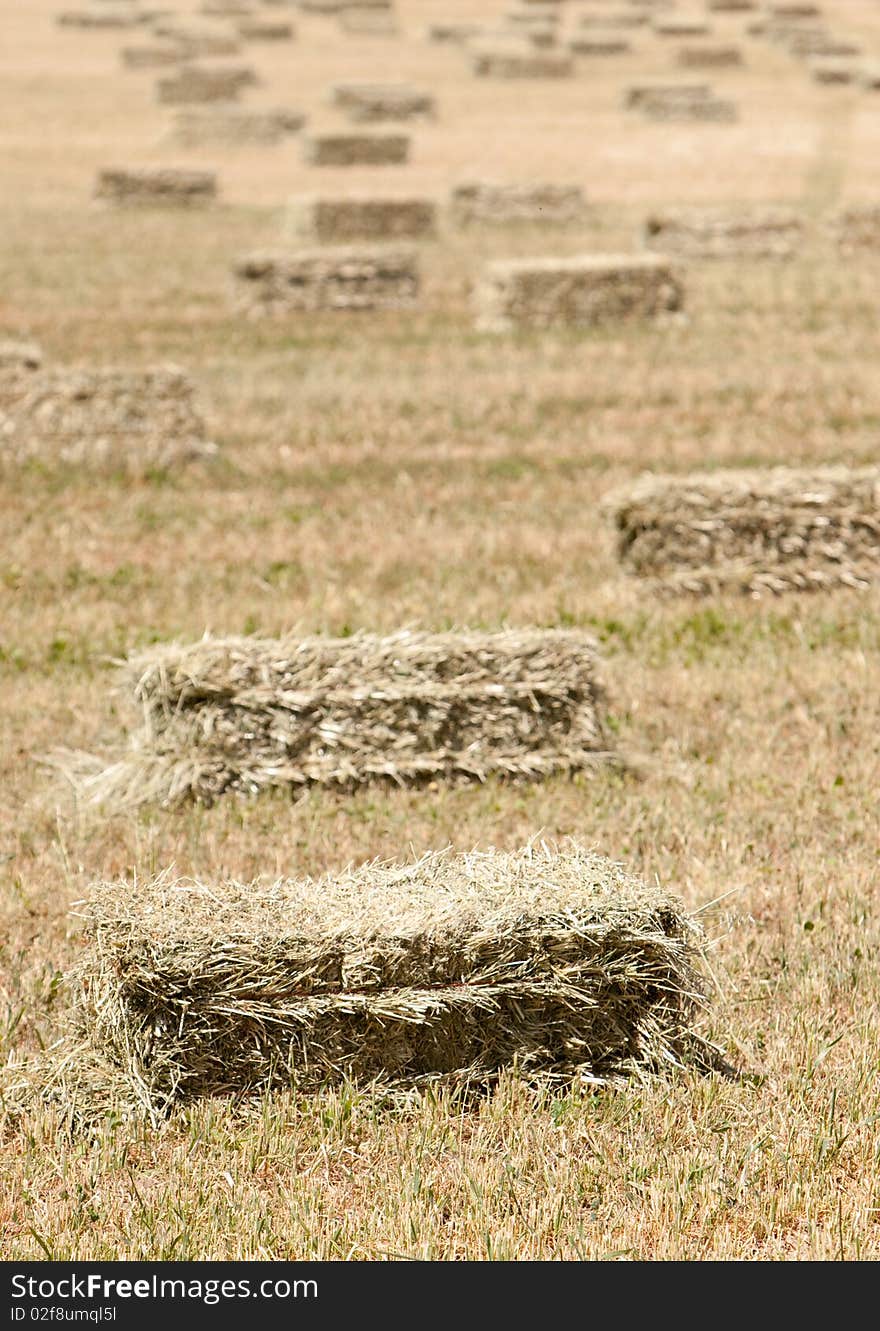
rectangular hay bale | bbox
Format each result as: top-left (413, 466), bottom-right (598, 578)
top-left (169, 105), bottom-right (305, 146)
top-left (472, 48), bottom-right (574, 77)
top-left (450, 181), bottom-right (587, 227)
top-left (286, 195), bottom-right (436, 242)
top-left (157, 64), bottom-right (256, 104)
top-left (72, 843), bottom-right (709, 1107)
top-left (643, 208), bottom-right (803, 259)
top-left (303, 132), bottom-right (410, 165)
top-left (95, 167), bottom-right (218, 207)
top-left (330, 83), bottom-right (435, 122)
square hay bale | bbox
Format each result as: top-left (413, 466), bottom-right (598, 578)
top-left (330, 83), bottom-right (435, 122)
top-left (832, 205), bottom-right (880, 253)
top-left (676, 44), bottom-right (744, 67)
top-left (71, 843), bottom-right (710, 1109)
top-left (157, 64), bottom-right (256, 104)
top-left (475, 253), bottom-right (684, 332)
top-left (0, 365), bottom-right (213, 472)
top-left (286, 195), bottom-right (436, 243)
top-left (450, 182), bottom-right (587, 228)
top-left (568, 33), bottom-right (632, 56)
top-left (65, 628), bottom-right (613, 806)
top-left (233, 245), bottom-right (419, 315)
top-left (643, 208), bottom-right (803, 259)
top-left (95, 167), bottom-right (218, 207)
top-left (237, 19), bottom-right (295, 39)
top-left (472, 48), bottom-right (574, 77)
top-left (121, 43), bottom-right (184, 68)
top-left (302, 133), bottom-right (410, 165)
top-left (169, 105), bottom-right (305, 146)
top-left (0, 340), bottom-right (43, 371)
top-left (604, 466), bottom-right (880, 595)
top-left (625, 83), bottom-right (738, 121)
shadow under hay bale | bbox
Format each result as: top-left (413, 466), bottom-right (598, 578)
top-left (450, 182), bottom-right (587, 227)
top-left (69, 845), bottom-right (717, 1112)
top-left (169, 105), bottom-right (305, 147)
top-left (286, 195), bottom-right (436, 243)
top-left (604, 466), bottom-right (880, 596)
top-left (0, 366), bottom-right (214, 473)
top-left (233, 245), bottom-right (419, 314)
top-left (643, 209), bottom-right (803, 259)
top-left (330, 83), bottom-right (435, 122)
top-left (303, 132), bottom-right (410, 165)
top-left (95, 167), bottom-right (218, 207)
top-left (56, 628), bottom-right (615, 807)
top-left (475, 253), bottom-right (684, 332)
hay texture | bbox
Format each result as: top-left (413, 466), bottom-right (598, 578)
top-left (303, 133), bottom-right (410, 165)
top-left (169, 106), bottom-right (305, 147)
top-left (450, 182), bottom-right (586, 228)
top-left (0, 366), bottom-right (213, 472)
top-left (70, 844), bottom-right (711, 1109)
top-left (330, 83), bottom-right (435, 122)
top-left (475, 254), bottom-right (683, 332)
top-left (233, 246), bottom-right (419, 314)
top-left (643, 209), bottom-right (803, 259)
top-left (95, 167), bottom-right (217, 207)
top-left (62, 628), bottom-right (613, 808)
top-left (605, 466), bottom-right (880, 596)
top-left (286, 196), bottom-right (436, 243)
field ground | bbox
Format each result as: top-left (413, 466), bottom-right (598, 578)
top-left (1, 0), bottom-right (880, 1259)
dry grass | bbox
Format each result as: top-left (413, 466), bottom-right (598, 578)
top-left (2, 0), bottom-right (880, 1261)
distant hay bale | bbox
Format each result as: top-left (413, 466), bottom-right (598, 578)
top-left (233, 246), bottom-right (419, 315)
top-left (832, 205), bottom-right (880, 253)
top-left (643, 209), bottom-right (803, 259)
top-left (0, 366), bottom-right (213, 472)
top-left (472, 48), bottom-right (574, 77)
top-left (303, 132), bottom-right (410, 165)
top-left (575, 9), bottom-right (647, 28)
top-left (766, 2), bottom-right (821, 16)
top-left (95, 167), bottom-right (218, 207)
top-left (809, 57), bottom-right (857, 84)
top-left (286, 195), bottom-right (436, 243)
top-left (62, 628), bottom-right (614, 807)
top-left (152, 22), bottom-right (243, 57)
top-left (66, 843), bottom-right (713, 1111)
top-left (330, 83), bottom-right (435, 122)
top-left (653, 16), bottom-right (712, 38)
top-left (676, 44), bottom-right (743, 67)
top-left (505, 7), bottom-right (562, 27)
top-left (624, 83), bottom-right (737, 121)
top-left (475, 254), bottom-right (684, 333)
top-left (706, 0), bottom-right (754, 10)
top-left (0, 340), bottom-right (43, 371)
top-left (605, 466), bottom-right (880, 595)
top-left (426, 23), bottom-right (480, 43)
top-left (238, 19), bottom-right (295, 39)
top-left (57, 10), bottom-right (143, 28)
top-left (121, 43), bottom-right (184, 68)
top-left (568, 34), bottom-right (632, 56)
top-left (201, 0), bottom-right (254, 14)
top-left (157, 64), bottom-right (256, 104)
top-left (450, 182), bottom-right (587, 228)
top-left (339, 7), bottom-right (399, 35)
top-left (169, 105), bottom-right (305, 146)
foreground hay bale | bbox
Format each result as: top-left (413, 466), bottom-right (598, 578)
top-left (234, 246), bottom-right (419, 315)
top-left (0, 366), bottom-right (213, 472)
top-left (303, 133), bottom-right (410, 165)
top-left (643, 209), bottom-right (803, 259)
top-left (287, 195), bottom-right (436, 242)
top-left (71, 843), bottom-right (711, 1108)
top-left (450, 182), bottom-right (587, 228)
top-left (330, 83), bottom-right (435, 122)
top-left (157, 64), bottom-right (256, 104)
top-left (475, 254), bottom-right (684, 332)
top-left (95, 167), bottom-right (218, 207)
top-left (64, 628), bottom-right (613, 806)
top-left (170, 105), bottom-right (305, 146)
top-left (605, 466), bottom-right (880, 595)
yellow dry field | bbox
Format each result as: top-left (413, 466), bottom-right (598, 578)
top-left (2, 0), bottom-right (880, 1260)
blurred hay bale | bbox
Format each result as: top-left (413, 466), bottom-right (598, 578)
top-left (201, 0), bottom-right (254, 13)
top-left (330, 83), bottom-right (435, 122)
top-left (0, 365), bottom-right (214, 473)
top-left (653, 16), bottom-right (712, 37)
top-left (568, 33), bottom-right (632, 56)
top-left (809, 57), bottom-right (857, 84)
top-left (339, 7), bottom-right (398, 35)
top-left (70, 842), bottom-right (712, 1110)
top-left (505, 7), bottom-right (562, 27)
top-left (861, 63), bottom-right (880, 91)
top-left (286, 195), bottom-right (436, 243)
top-left (706, 0), bottom-right (755, 9)
top-left (95, 166), bottom-right (218, 207)
top-left (624, 83), bottom-right (737, 121)
top-left (676, 44), bottom-right (744, 67)
top-left (0, 340), bottom-right (43, 371)
top-left (57, 9), bottom-right (143, 27)
top-left (766, 2), bottom-right (821, 16)
top-left (121, 43), bottom-right (184, 68)
top-left (238, 18), bottom-right (295, 39)
top-left (303, 132), bottom-right (410, 165)
top-left (575, 9), bottom-right (648, 28)
top-left (472, 48), bottom-right (574, 77)
top-left (169, 105), bottom-right (305, 146)
top-left (60, 628), bottom-right (613, 806)
top-left (475, 254), bottom-right (683, 332)
top-left (426, 23), bottom-right (480, 43)
top-left (450, 182), bottom-right (587, 227)
top-left (604, 466), bottom-right (880, 596)
top-left (832, 205), bottom-right (880, 252)
top-left (157, 63), bottom-right (256, 103)
top-left (152, 22), bottom-right (243, 57)
top-left (233, 245), bottom-right (418, 315)
top-left (643, 208), bottom-right (802, 259)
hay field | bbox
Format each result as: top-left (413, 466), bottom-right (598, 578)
top-left (2, 0), bottom-right (880, 1260)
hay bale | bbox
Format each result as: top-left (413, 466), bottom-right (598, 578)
top-left (568, 33), bottom-right (631, 56)
top-left (121, 43), bottom-right (184, 68)
top-left (861, 64), bottom-right (880, 91)
top-left (330, 83), bottom-right (435, 122)
top-left (339, 7), bottom-right (399, 35)
top-left (472, 48), bottom-right (574, 77)
top-left (653, 16), bottom-right (712, 38)
top-left (676, 44), bottom-right (744, 67)
top-left (505, 7), bottom-right (562, 26)
top-left (70, 842), bottom-right (711, 1109)
top-left (575, 9), bottom-right (648, 28)
top-left (450, 182), bottom-right (587, 228)
top-left (0, 365), bottom-right (213, 472)
top-left (604, 466), bottom-right (880, 595)
top-left (95, 167), bottom-right (218, 207)
top-left (152, 22), bottom-right (243, 57)
top-left (169, 105), bottom-right (305, 146)
top-left (0, 340), bottom-right (43, 371)
top-left (643, 209), bottom-right (802, 259)
top-left (766, 2), bottom-right (821, 16)
top-left (201, 0), bottom-right (254, 13)
top-left (303, 133), bottom-right (410, 165)
top-left (832, 205), bottom-right (880, 253)
top-left (706, 0), bottom-right (755, 9)
top-left (238, 19), bottom-right (295, 39)
top-left (157, 64), bottom-right (256, 104)
top-left (233, 245), bottom-right (419, 315)
top-left (64, 628), bottom-right (613, 806)
top-left (57, 10), bottom-right (143, 28)
top-left (475, 254), bottom-right (684, 332)
top-left (809, 57), bottom-right (857, 84)
top-left (426, 23), bottom-right (480, 43)
top-left (286, 195), bottom-right (436, 243)
top-left (625, 83), bottom-right (737, 121)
